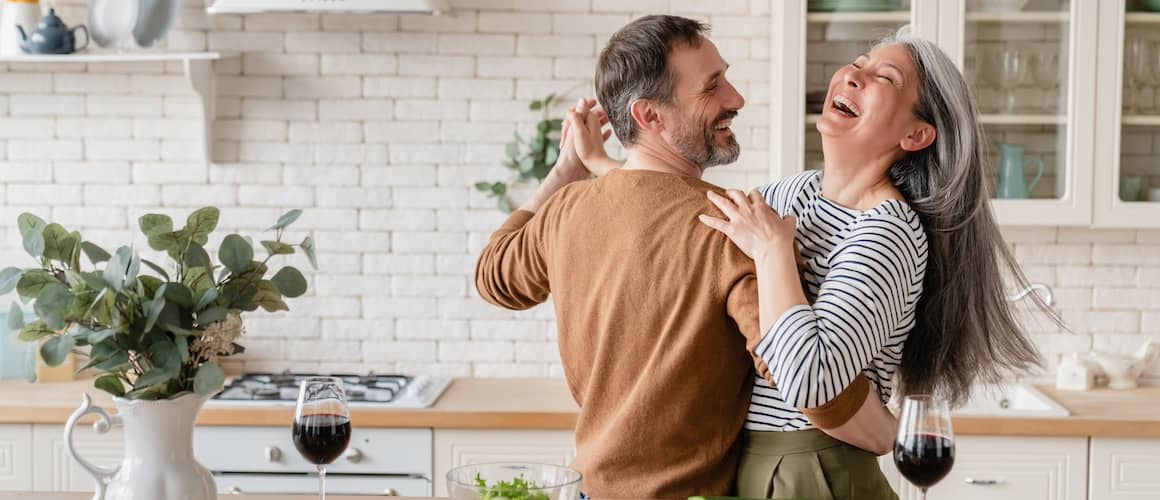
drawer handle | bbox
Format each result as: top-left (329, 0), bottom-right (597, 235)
top-left (229, 485), bottom-right (243, 494)
top-left (964, 477), bottom-right (1003, 486)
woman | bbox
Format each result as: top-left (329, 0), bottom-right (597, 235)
top-left (568, 29), bottom-right (1054, 499)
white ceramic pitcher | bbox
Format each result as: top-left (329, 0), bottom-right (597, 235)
top-left (65, 392), bottom-right (217, 500)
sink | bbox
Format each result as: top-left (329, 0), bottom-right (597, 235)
top-left (951, 383), bottom-right (1070, 417)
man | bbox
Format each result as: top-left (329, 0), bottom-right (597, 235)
top-left (476, 15), bottom-right (889, 498)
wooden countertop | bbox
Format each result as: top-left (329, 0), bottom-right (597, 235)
top-left (2, 378), bottom-right (1159, 437)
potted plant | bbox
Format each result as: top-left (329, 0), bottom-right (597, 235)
top-left (475, 93), bottom-right (567, 213)
top-left (1, 206), bottom-right (316, 500)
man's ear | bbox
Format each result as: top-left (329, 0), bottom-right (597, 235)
top-left (630, 99), bottom-right (664, 135)
top-left (900, 122), bottom-right (936, 152)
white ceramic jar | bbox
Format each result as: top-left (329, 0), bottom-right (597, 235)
top-left (0, 0), bottom-right (42, 55)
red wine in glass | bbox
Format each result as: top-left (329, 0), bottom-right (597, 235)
top-left (894, 433), bottom-right (955, 489)
top-left (894, 395), bottom-right (955, 499)
top-left (293, 414), bottom-right (352, 465)
top-left (294, 377), bottom-right (351, 500)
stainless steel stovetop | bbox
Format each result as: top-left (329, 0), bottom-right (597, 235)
top-left (207, 371), bottom-right (451, 408)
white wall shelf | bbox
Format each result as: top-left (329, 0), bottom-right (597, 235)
top-left (1125, 12), bottom-right (1160, 23)
top-left (1123, 115), bottom-right (1160, 126)
top-left (805, 12), bottom-right (910, 23)
top-left (0, 51), bottom-right (227, 166)
top-left (966, 11), bottom-right (1069, 23)
top-left (979, 114), bottom-right (1067, 125)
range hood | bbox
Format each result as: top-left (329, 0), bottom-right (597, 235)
top-left (207, 0), bottom-right (449, 15)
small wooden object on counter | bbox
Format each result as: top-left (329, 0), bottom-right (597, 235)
top-left (34, 344), bottom-right (74, 382)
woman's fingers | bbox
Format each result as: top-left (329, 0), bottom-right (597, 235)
top-left (726, 189), bottom-right (751, 212)
top-left (697, 214), bottom-right (729, 234)
top-left (748, 190), bottom-right (766, 207)
top-left (706, 191), bottom-right (742, 220)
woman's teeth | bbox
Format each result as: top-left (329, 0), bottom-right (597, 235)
top-left (832, 96), bottom-right (860, 117)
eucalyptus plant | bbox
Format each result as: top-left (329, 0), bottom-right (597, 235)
top-left (475, 93), bottom-right (565, 213)
top-left (0, 207), bottom-right (317, 400)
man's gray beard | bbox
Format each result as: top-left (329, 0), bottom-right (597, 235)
top-left (672, 117), bottom-right (741, 169)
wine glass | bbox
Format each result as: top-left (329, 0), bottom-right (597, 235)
top-left (893, 395), bottom-right (955, 500)
top-left (989, 47), bottom-right (1028, 114)
top-left (293, 377), bottom-right (352, 500)
top-left (1125, 38), bottom-right (1153, 114)
top-left (1030, 48), bottom-right (1059, 113)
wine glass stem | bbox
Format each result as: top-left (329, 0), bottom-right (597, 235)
top-left (921, 487), bottom-right (928, 500)
top-left (318, 465), bottom-right (327, 500)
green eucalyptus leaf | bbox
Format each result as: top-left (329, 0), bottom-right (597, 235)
top-left (497, 196), bottom-right (514, 213)
top-left (185, 207), bottom-right (220, 246)
top-left (141, 259), bottom-right (170, 281)
top-left (197, 306), bottom-right (228, 326)
top-left (16, 270), bottom-right (56, 300)
top-left (41, 224), bottom-right (68, 262)
top-left (93, 351), bottom-right (130, 372)
top-left (544, 93), bottom-right (556, 106)
top-left (7, 303), bottom-right (23, 331)
top-left (474, 182), bottom-right (492, 192)
top-left (261, 240), bottom-right (295, 256)
top-left (150, 340), bottom-right (181, 372)
top-left (270, 267), bottom-right (307, 298)
top-left (125, 384), bottom-right (166, 400)
top-left (184, 267), bottom-right (214, 298)
top-left (81, 241), bottom-right (111, 265)
top-left (103, 247), bottom-right (134, 291)
top-left (157, 230), bottom-right (187, 255)
top-left (80, 272), bottom-right (106, 291)
top-left (39, 334), bottom-right (75, 366)
top-left (33, 283), bottom-right (70, 330)
top-left (529, 100), bottom-right (543, 111)
top-left (162, 283), bottom-right (195, 309)
top-left (93, 374), bottom-right (125, 397)
top-left (184, 243), bottom-right (212, 270)
top-left (253, 280), bottom-right (288, 312)
top-left (268, 209), bottom-right (303, 231)
top-left (545, 144), bottom-right (559, 167)
top-left (194, 362), bottom-right (225, 395)
top-left (17, 213), bottom-right (46, 259)
top-left (134, 367), bottom-right (175, 388)
top-left (86, 328), bottom-right (116, 345)
top-left (143, 289), bottom-right (166, 333)
top-left (0, 267), bottom-right (23, 295)
top-left (194, 287), bottom-right (218, 311)
top-left (63, 270), bottom-right (85, 289)
top-left (139, 214), bottom-right (175, 251)
top-left (17, 320), bottom-right (53, 342)
top-left (176, 336), bottom-right (190, 362)
top-left (137, 275), bottom-right (164, 300)
top-left (219, 235), bottom-right (253, 274)
top-left (505, 142), bottom-right (520, 160)
top-left (300, 236), bottom-right (317, 270)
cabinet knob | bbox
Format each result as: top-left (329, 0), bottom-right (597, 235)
top-left (964, 477), bottom-right (1003, 486)
top-left (345, 447), bottom-right (364, 463)
top-left (264, 445), bottom-right (282, 463)
top-left (383, 488), bottom-right (399, 496)
top-left (229, 486), bottom-right (243, 494)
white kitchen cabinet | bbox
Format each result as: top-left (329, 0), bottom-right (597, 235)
top-left (1089, 437), bottom-right (1160, 499)
top-left (879, 435), bottom-right (1088, 500)
top-left (0, 424), bottom-right (33, 491)
top-left (432, 429), bottom-right (576, 497)
top-left (769, 1), bottom-right (1160, 228)
top-left (31, 423), bottom-right (123, 492)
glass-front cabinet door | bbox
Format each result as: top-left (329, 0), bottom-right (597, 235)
top-left (1093, 0), bottom-right (1160, 227)
top-left (770, 0), bottom-right (1097, 226)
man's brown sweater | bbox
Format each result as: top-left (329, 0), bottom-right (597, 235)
top-left (475, 169), bottom-right (866, 498)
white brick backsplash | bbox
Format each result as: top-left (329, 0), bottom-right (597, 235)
top-left (243, 54), bottom-right (320, 76)
top-left (393, 231), bottom-right (466, 253)
top-left (51, 207), bottom-right (127, 229)
top-left (436, 254), bottom-right (476, 276)
top-left (471, 320), bottom-right (550, 340)
top-left (286, 32), bottom-right (361, 53)
top-left (478, 56), bottom-right (554, 78)
top-left (1030, 333), bottom-right (1092, 354)
top-left (0, 118), bottom-right (53, 138)
top-left (285, 77), bottom-right (362, 99)
top-left (1092, 288), bottom-right (1158, 310)
top-left (289, 340), bottom-right (362, 361)
top-left (319, 100), bottom-right (394, 121)
top-left (517, 35), bottom-right (594, 56)
top-left (438, 34), bottom-right (516, 55)
top-left (8, 184), bottom-right (83, 206)
top-left (439, 340), bottom-right (513, 361)
top-left (289, 122), bottom-right (364, 143)
top-left (364, 297), bottom-right (439, 319)
top-left (242, 98), bottom-right (317, 120)
top-left (359, 209), bottom-right (434, 230)
top-left (315, 274), bottom-right (390, 297)
top-left (1091, 333), bottom-right (1157, 354)
top-left (363, 33), bottom-right (438, 53)
top-left (553, 56), bottom-right (598, 79)
top-left (9, 140), bottom-right (83, 161)
top-left (0, 162), bottom-right (52, 182)
top-left (515, 341), bottom-right (558, 362)
top-left (395, 99), bottom-right (469, 121)
top-left (390, 143), bottom-right (464, 164)
top-left (400, 11), bottom-right (478, 32)
top-left (322, 14), bottom-right (400, 32)
top-left (398, 55), bottom-right (475, 77)
top-left (313, 144), bottom-right (388, 164)
top-left (397, 319), bottom-right (469, 340)
top-left (10, 95), bottom-right (85, 116)
top-left (364, 341), bottom-right (438, 362)
top-left (284, 296), bottom-right (361, 318)
top-left (394, 187), bottom-right (469, 209)
top-left (392, 275), bottom-right (466, 297)
top-left (322, 319), bottom-right (394, 341)
top-left (161, 185), bottom-right (239, 207)
top-left (552, 13), bottom-right (631, 35)
top-left (238, 141), bottom-right (313, 162)
top-left (316, 253), bottom-right (364, 274)
top-left (54, 162), bottom-right (131, 184)
top-left (163, 96), bottom-right (205, 119)
top-left (361, 164), bottom-right (438, 186)
top-left (208, 163), bottom-right (283, 184)
top-left (591, 0), bottom-right (665, 11)
top-left (54, 74), bottom-right (130, 94)
top-left (1057, 266), bottom-right (1135, 287)
top-left (83, 185), bottom-right (162, 207)
top-left (286, 165), bottom-right (360, 186)
top-left (87, 96), bottom-right (164, 117)
top-left (209, 32), bottom-right (285, 52)
top-left (0, 74), bottom-right (51, 92)
top-left (1014, 244), bottom-right (1090, 265)
top-left (363, 77), bottom-right (438, 98)
top-left (1093, 244), bottom-right (1160, 266)
top-left (56, 117), bottom-right (133, 139)
top-left (133, 119), bottom-right (202, 140)
top-left (133, 162), bottom-right (209, 184)
top-left (439, 297), bottom-right (520, 319)
top-left (130, 75), bottom-right (188, 96)
top-left (440, 122), bottom-right (514, 143)
top-left (239, 185), bottom-right (314, 206)
top-left (313, 187), bottom-right (391, 208)
top-left (219, 119), bottom-right (289, 141)
top-left (243, 13), bottom-right (321, 32)
top-left (365, 254), bottom-right (436, 274)
top-left (438, 79), bottom-right (513, 99)
top-left (245, 317), bottom-right (322, 339)
top-left (83, 140), bottom-right (160, 161)
top-left (473, 363), bottom-right (550, 377)
top-left (322, 54), bottom-right (398, 75)
top-left (315, 230), bottom-right (391, 253)
top-left (1061, 310), bottom-right (1139, 334)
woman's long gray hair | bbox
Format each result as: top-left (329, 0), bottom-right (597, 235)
top-left (877, 29), bottom-right (1055, 406)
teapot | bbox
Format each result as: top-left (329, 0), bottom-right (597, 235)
top-left (17, 8), bottom-right (89, 55)
top-left (1088, 340), bottom-right (1159, 390)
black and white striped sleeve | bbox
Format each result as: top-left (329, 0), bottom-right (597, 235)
top-left (753, 211), bottom-right (927, 409)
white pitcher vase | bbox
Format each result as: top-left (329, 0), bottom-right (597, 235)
top-left (65, 392), bottom-right (217, 500)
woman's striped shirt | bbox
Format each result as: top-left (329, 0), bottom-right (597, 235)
top-left (746, 170), bottom-right (929, 431)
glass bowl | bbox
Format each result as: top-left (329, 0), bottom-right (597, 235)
top-left (447, 462), bottom-right (582, 500)
top-left (1139, 0), bottom-right (1160, 11)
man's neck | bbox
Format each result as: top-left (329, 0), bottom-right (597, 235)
top-left (621, 138), bottom-right (704, 179)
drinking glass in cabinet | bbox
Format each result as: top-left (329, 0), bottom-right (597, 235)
top-left (987, 47), bottom-right (1029, 114)
top-left (1125, 38), bottom-right (1153, 114)
top-left (1030, 49), bottom-right (1059, 112)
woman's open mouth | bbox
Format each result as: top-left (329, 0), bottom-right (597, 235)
top-left (830, 95), bottom-right (861, 118)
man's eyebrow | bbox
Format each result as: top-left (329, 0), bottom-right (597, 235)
top-left (703, 65), bottom-right (728, 87)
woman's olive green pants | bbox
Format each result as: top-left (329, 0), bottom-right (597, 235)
top-left (735, 429), bottom-right (899, 500)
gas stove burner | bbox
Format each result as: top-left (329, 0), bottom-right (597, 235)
top-left (252, 387), bottom-right (281, 400)
top-left (210, 371), bottom-right (442, 407)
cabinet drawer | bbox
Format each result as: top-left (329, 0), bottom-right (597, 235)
top-left (880, 436), bottom-right (1087, 500)
top-left (1090, 437), bottom-right (1160, 499)
top-left (195, 426), bottom-right (431, 475)
top-left (0, 424), bottom-right (32, 491)
top-left (213, 472), bottom-right (430, 496)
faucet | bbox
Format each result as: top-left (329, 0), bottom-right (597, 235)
top-left (1007, 282), bottom-right (1054, 307)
